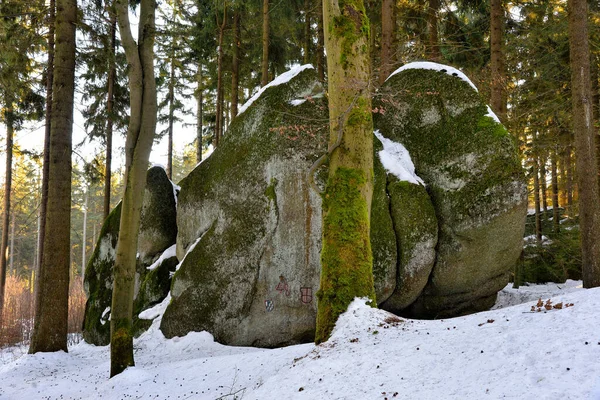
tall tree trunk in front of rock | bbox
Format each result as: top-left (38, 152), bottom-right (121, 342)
top-left (36, 0), bottom-right (55, 293)
top-left (104, 6), bottom-right (117, 221)
top-left (379, 0), bottom-right (395, 85)
top-left (215, 5), bottom-right (226, 146)
top-left (261, 0), bottom-right (269, 86)
top-left (427, 0), bottom-right (441, 61)
top-left (316, 0), bottom-right (325, 82)
top-left (231, 10), bottom-right (240, 118)
top-left (0, 111), bottom-right (14, 322)
top-left (29, 0), bottom-right (76, 354)
top-left (167, 44), bottom-right (175, 179)
top-left (568, 0), bottom-right (600, 288)
top-left (196, 63), bottom-right (203, 163)
top-left (315, 0), bottom-right (376, 344)
top-left (490, 0), bottom-right (507, 123)
top-left (110, 0), bottom-right (157, 376)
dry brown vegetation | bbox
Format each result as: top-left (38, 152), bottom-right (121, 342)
top-left (1, 274), bottom-right (86, 348)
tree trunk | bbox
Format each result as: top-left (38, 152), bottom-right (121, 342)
top-left (490, 0), bottom-right (507, 123)
top-left (303, 0), bottom-right (311, 65)
top-left (568, 0), bottom-right (600, 288)
top-left (104, 7), bottom-right (116, 221)
top-left (167, 50), bottom-right (175, 179)
top-left (427, 0), bottom-right (441, 61)
top-left (82, 186), bottom-right (88, 281)
top-left (539, 156), bottom-right (548, 213)
top-left (551, 148), bottom-right (560, 233)
top-left (196, 64), bottom-right (203, 163)
top-left (315, 0), bottom-right (376, 344)
top-left (0, 116), bottom-right (14, 321)
top-left (36, 0), bottom-right (55, 296)
top-left (261, 0), bottom-right (269, 86)
top-left (316, 0), bottom-right (325, 82)
top-left (532, 146), bottom-right (542, 242)
top-left (215, 5), bottom-right (226, 146)
top-left (565, 144), bottom-right (574, 215)
top-left (29, 0), bottom-right (76, 354)
top-left (110, 0), bottom-right (157, 376)
top-left (379, 0), bottom-right (395, 85)
top-left (231, 10), bottom-right (240, 118)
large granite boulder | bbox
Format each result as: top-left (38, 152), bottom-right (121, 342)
top-left (374, 62), bottom-right (527, 318)
top-left (82, 166), bottom-right (178, 345)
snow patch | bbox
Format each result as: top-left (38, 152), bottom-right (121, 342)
top-left (146, 244), bottom-right (177, 271)
top-left (375, 130), bottom-right (424, 185)
top-left (238, 64), bottom-right (314, 116)
top-left (387, 61), bottom-right (478, 92)
top-left (100, 307), bottom-right (110, 325)
top-left (485, 105), bottom-right (501, 123)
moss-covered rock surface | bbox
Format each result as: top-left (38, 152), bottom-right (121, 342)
top-left (82, 166), bottom-right (179, 345)
top-left (374, 63), bottom-right (527, 318)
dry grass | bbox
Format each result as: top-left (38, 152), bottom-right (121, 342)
top-left (0, 274), bottom-right (86, 349)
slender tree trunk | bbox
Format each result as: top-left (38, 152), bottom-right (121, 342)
top-left (565, 144), bottom-right (574, 215)
top-left (104, 7), bottom-right (116, 221)
top-left (231, 10), bottom-right (240, 118)
top-left (592, 53), bottom-right (600, 185)
top-left (0, 116), bottom-right (14, 321)
top-left (110, 0), bottom-right (157, 376)
top-left (379, 0), bottom-right (395, 85)
top-left (551, 148), bottom-right (560, 233)
top-left (82, 186), bottom-right (88, 281)
top-left (490, 0), bottom-right (507, 123)
top-left (215, 5), bottom-right (226, 146)
top-left (261, 0), bottom-right (269, 86)
top-left (167, 52), bottom-right (175, 179)
top-left (532, 145), bottom-right (542, 242)
top-left (568, 0), bottom-right (600, 288)
top-left (316, 0), bottom-right (325, 82)
top-left (540, 156), bottom-right (548, 213)
top-left (316, 0), bottom-right (376, 344)
top-left (196, 64), bottom-right (203, 163)
top-left (427, 0), bottom-right (441, 61)
top-left (36, 0), bottom-right (55, 294)
top-left (29, 0), bottom-right (76, 354)
top-left (303, 0), bottom-right (311, 64)
top-left (9, 210), bottom-right (14, 273)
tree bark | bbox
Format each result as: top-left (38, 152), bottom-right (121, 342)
top-left (427, 0), bottom-right (441, 61)
top-left (82, 186), bottom-right (88, 281)
top-left (0, 115), bottom-right (14, 321)
top-left (533, 150), bottom-right (542, 242)
top-left (104, 6), bottom-right (116, 221)
top-left (568, 0), bottom-right (600, 288)
top-left (110, 0), bottom-right (157, 376)
top-left (29, 0), bottom-right (76, 354)
top-left (231, 10), bottom-right (240, 118)
top-left (215, 5), bottom-right (226, 146)
top-left (196, 63), bottom-right (203, 163)
top-left (316, 0), bottom-right (325, 82)
top-left (551, 147), bottom-right (560, 233)
top-left (379, 0), bottom-right (395, 85)
top-left (303, 0), bottom-right (311, 65)
top-left (315, 0), bottom-right (376, 344)
top-left (539, 155), bottom-right (548, 213)
top-left (167, 44), bottom-right (175, 179)
top-left (261, 0), bottom-right (269, 86)
top-left (36, 0), bottom-right (55, 297)
top-left (490, 0), bottom-right (507, 123)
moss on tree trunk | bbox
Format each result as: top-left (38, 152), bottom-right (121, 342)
top-left (315, 0), bottom-right (375, 344)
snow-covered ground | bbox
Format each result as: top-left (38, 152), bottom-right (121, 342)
top-left (1, 281), bottom-right (599, 400)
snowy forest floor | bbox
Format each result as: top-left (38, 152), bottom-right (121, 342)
top-left (1, 280), bottom-right (599, 400)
